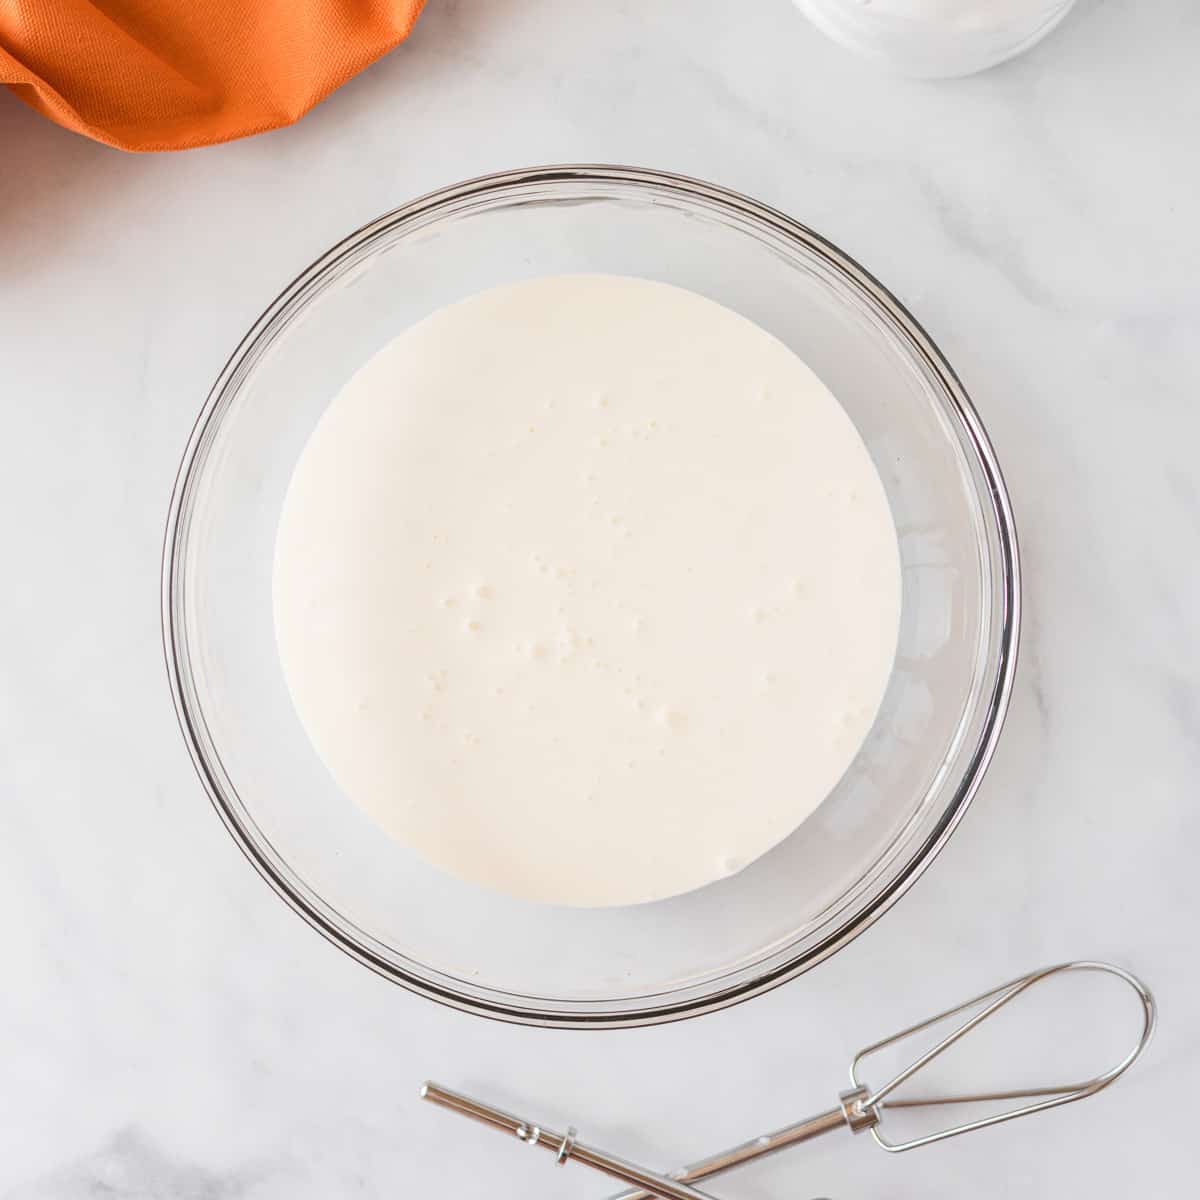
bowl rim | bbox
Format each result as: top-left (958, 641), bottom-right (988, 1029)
top-left (161, 163), bottom-right (1021, 1029)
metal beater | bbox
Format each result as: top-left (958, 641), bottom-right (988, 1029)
top-left (422, 961), bottom-right (1155, 1199)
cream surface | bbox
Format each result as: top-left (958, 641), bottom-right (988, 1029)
top-left (273, 275), bottom-right (901, 906)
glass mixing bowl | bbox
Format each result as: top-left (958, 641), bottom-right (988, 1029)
top-left (162, 165), bottom-right (1019, 1028)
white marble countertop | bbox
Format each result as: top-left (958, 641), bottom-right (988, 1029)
top-left (2, 1), bottom-right (1197, 1196)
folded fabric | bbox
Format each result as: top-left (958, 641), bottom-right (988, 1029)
top-left (0, 0), bottom-right (426, 152)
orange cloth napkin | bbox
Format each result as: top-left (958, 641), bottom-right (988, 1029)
top-left (0, 0), bottom-right (426, 152)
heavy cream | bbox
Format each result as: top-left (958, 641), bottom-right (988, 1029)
top-left (273, 275), bottom-right (901, 907)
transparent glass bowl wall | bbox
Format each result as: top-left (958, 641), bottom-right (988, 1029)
top-left (795, 0), bottom-right (1077, 79)
top-left (163, 167), bottom-right (1019, 1027)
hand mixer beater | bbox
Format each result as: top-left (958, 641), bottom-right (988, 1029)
top-left (422, 961), bottom-right (1155, 1200)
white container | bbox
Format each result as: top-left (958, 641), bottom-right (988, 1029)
top-left (795, 0), bottom-right (1078, 78)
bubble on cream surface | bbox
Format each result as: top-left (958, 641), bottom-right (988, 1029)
top-left (273, 274), bottom-right (901, 907)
